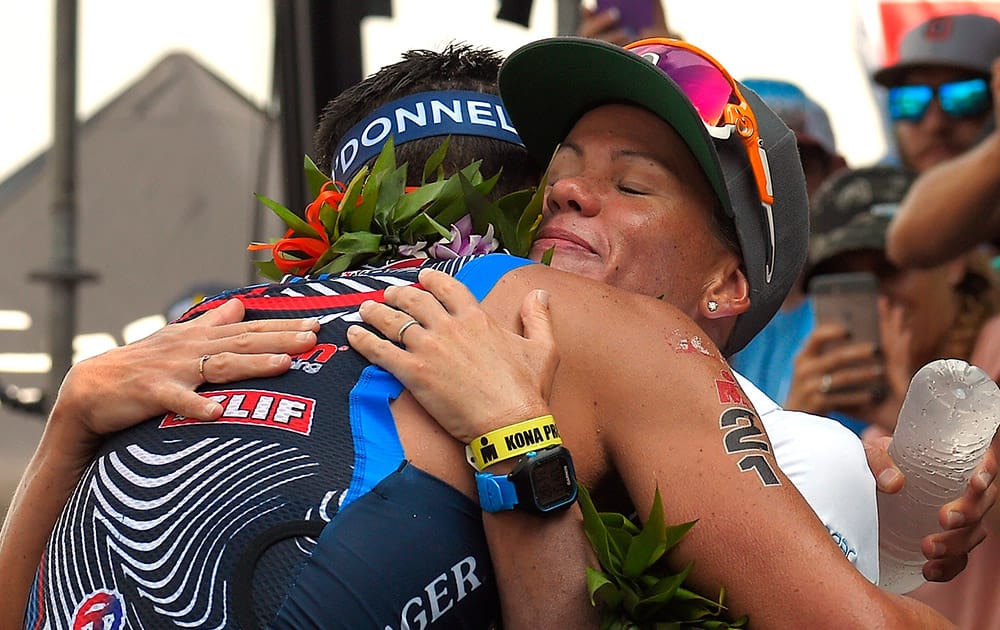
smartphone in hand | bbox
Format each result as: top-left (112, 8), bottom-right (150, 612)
top-left (809, 271), bottom-right (885, 399)
top-left (809, 271), bottom-right (881, 347)
top-left (595, 0), bottom-right (656, 36)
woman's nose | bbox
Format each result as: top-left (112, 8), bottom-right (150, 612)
top-left (545, 176), bottom-right (602, 217)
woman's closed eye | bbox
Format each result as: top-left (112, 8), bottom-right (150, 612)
top-left (617, 181), bottom-right (651, 195)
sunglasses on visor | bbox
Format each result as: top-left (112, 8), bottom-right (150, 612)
top-left (888, 78), bottom-right (991, 122)
top-left (624, 38), bottom-right (776, 280)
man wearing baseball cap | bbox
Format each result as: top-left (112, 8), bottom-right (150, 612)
top-left (883, 14), bottom-right (1000, 271)
top-left (874, 13), bottom-right (1000, 174)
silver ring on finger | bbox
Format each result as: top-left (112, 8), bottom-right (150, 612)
top-left (396, 319), bottom-right (420, 345)
top-left (198, 354), bottom-right (213, 380)
top-left (819, 373), bottom-right (833, 394)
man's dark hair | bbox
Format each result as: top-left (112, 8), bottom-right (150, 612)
top-left (313, 43), bottom-right (541, 197)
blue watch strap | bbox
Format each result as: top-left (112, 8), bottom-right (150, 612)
top-left (475, 471), bottom-right (519, 512)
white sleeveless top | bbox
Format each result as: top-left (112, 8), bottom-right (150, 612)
top-left (735, 371), bottom-right (879, 584)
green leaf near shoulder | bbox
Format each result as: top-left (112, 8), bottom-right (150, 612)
top-left (579, 486), bottom-right (747, 628)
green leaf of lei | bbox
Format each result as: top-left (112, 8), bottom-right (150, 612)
top-left (578, 485), bottom-right (747, 628)
top-left (304, 154), bottom-right (329, 197)
top-left (254, 193), bottom-right (319, 238)
top-left (421, 135), bottom-right (450, 184)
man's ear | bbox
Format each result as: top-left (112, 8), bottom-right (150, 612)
top-left (701, 261), bottom-right (750, 320)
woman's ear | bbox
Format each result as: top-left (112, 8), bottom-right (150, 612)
top-left (702, 261), bottom-right (750, 320)
top-left (695, 259), bottom-right (750, 352)
top-left (699, 256), bottom-right (750, 319)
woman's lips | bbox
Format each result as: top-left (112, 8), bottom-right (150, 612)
top-left (533, 227), bottom-right (595, 254)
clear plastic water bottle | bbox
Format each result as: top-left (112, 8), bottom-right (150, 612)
top-left (877, 359), bottom-right (1000, 594)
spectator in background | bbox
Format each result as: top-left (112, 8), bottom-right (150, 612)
top-left (871, 21), bottom-right (1000, 622)
top-left (785, 166), bottom-right (1000, 435)
top-left (884, 28), bottom-right (1000, 268)
top-left (751, 13), bottom-right (999, 432)
top-left (729, 79), bottom-right (847, 405)
top-left (873, 13), bottom-right (999, 175)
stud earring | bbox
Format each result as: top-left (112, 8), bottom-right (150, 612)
top-left (707, 300), bottom-right (718, 313)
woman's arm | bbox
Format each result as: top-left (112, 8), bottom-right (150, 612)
top-left (0, 299), bottom-right (319, 625)
top-left (350, 268), bottom-right (955, 627)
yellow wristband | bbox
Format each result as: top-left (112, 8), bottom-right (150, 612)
top-left (465, 415), bottom-right (562, 471)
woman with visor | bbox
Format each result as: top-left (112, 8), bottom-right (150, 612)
top-left (347, 36), bottom-right (964, 627)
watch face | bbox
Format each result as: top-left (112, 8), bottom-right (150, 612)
top-left (530, 455), bottom-right (577, 510)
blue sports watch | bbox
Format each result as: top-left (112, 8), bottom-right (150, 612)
top-left (475, 446), bottom-right (578, 515)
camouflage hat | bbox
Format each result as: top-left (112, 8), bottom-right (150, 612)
top-left (809, 213), bottom-right (892, 272)
top-left (809, 166), bottom-right (916, 235)
top-left (806, 167), bottom-right (916, 277)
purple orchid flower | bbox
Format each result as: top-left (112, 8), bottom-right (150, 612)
top-left (398, 241), bottom-right (429, 258)
top-left (426, 215), bottom-right (500, 259)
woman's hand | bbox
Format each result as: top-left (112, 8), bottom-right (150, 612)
top-left (0, 299), bottom-right (319, 626)
top-left (53, 298), bottom-right (319, 441)
top-left (785, 322), bottom-right (885, 417)
top-left (348, 268), bottom-right (558, 443)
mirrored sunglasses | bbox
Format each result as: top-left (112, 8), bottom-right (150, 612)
top-left (625, 38), bottom-right (777, 281)
top-left (625, 38), bottom-right (774, 206)
top-left (888, 78), bottom-right (991, 122)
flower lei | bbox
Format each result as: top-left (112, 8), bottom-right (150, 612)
top-left (248, 136), bottom-right (746, 628)
top-left (248, 137), bottom-right (544, 280)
